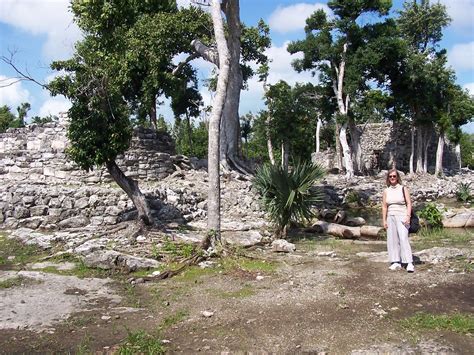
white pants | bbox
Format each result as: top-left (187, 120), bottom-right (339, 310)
top-left (387, 215), bottom-right (413, 263)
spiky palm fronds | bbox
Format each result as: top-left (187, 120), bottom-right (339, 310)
top-left (253, 161), bottom-right (325, 236)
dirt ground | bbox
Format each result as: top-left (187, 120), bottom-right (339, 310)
top-left (1, 234), bottom-right (473, 354)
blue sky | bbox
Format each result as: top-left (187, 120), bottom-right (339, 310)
top-left (1, 0), bottom-right (473, 131)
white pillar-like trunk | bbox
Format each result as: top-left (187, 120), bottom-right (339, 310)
top-left (204, 0), bottom-right (230, 248)
top-left (409, 125), bottom-right (415, 175)
top-left (423, 130), bottom-right (431, 173)
top-left (281, 140), bottom-right (289, 172)
top-left (455, 143), bottom-right (461, 171)
top-left (435, 132), bottom-right (445, 176)
top-left (316, 117), bottom-right (321, 153)
top-left (339, 123), bottom-right (353, 178)
top-left (416, 125), bottom-right (423, 173)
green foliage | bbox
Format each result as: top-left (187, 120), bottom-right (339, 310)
top-left (31, 114), bottom-right (59, 125)
top-left (173, 119), bottom-right (208, 159)
top-left (118, 330), bottom-right (165, 355)
top-left (0, 235), bottom-right (46, 266)
top-left (254, 161), bottom-right (325, 235)
top-left (414, 228), bottom-right (473, 250)
top-left (0, 105), bottom-right (17, 133)
top-left (459, 133), bottom-right (474, 168)
top-left (0, 276), bottom-right (26, 289)
top-left (16, 102), bottom-right (30, 127)
top-left (456, 182), bottom-right (472, 202)
top-left (400, 312), bottom-right (474, 335)
top-left (160, 310), bottom-right (188, 329)
top-left (418, 203), bottom-right (444, 228)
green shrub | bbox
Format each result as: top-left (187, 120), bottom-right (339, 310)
top-left (253, 161), bottom-right (325, 236)
top-left (456, 182), bottom-right (471, 202)
top-left (418, 203), bottom-right (444, 228)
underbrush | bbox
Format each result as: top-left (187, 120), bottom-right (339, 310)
top-left (413, 228), bottom-right (473, 249)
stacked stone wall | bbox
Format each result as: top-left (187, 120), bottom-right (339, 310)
top-left (0, 123), bottom-right (176, 184)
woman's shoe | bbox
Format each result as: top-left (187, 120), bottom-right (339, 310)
top-left (407, 263), bottom-right (415, 273)
top-left (389, 263), bottom-right (401, 270)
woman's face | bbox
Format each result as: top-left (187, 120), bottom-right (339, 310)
top-left (388, 172), bottom-right (398, 185)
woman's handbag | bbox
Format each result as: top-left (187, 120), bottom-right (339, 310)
top-left (403, 187), bottom-right (420, 233)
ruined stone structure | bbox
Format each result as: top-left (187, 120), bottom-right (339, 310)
top-left (0, 121), bottom-right (176, 184)
top-left (312, 122), bottom-right (459, 173)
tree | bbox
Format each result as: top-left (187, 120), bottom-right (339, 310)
top-left (288, 0), bottom-right (392, 177)
top-left (393, 0), bottom-right (451, 173)
top-left (202, 0), bottom-right (231, 250)
top-left (0, 105), bottom-right (16, 133)
top-left (181, 1), bottom-right (271, 173)
top-left (16, 102), bottom-right (30, 127)
top-left (31, 114), bottom-right (59, 125)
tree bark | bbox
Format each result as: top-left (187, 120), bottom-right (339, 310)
top-left (311, 221), bottom-right (384, 239)
top-left (349, 118), bottom-right (363, 174)
top-left (266, 113), bottom-right (276, 165)
top-left (435, 131), bottom-right (445, 176)
top-left (409, 125), bottom-right (415, 175)
top-left (332, 43), bottom-right (354, 178)
top-left (202, 0), bottom-right (231, 250)
top-left (334, 122), bottom-right (343, 170)
top-left (423, 126), bottom-right (431, 173)
top-left (455, 143), bottom-right (461, 171)
top-left (281, 140), bottom-right (289, 172)
top-left (149, 95), bottom-right (157, 130)
top-left (106, 160), bottom-right (152, 225)
top-left (416, 124), bottom-right (424, 173)
top-left (315, 117), bottom-right (321, 153)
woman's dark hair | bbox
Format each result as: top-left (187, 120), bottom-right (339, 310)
top-left (386, 168), bottom-right (402, 187)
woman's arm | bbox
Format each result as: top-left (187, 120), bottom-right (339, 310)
top-left (403, 187), bottom-right (412, 224)
top-left (382, 189), bottom-right (388, 229)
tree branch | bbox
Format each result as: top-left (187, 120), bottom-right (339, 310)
top-left (172, 53), bottom-right (199, 75)
top-left (0, 52), bottom-right (48, 90)
top-left (191, 39), bottom-right (219, 67)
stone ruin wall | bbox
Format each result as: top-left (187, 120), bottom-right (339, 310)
top-left (0, 121), bottom-right (200, 230)
top-left (313, 121), bottom-right (459, 173)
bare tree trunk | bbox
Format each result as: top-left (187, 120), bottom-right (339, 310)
top-left (349, 118), bottom-right (362, 174)
top-left (185, 110), bottom-right (193, 152)
top-left (315, 117), bottom-right (321, 153)
top-left (455, 143), bottom-right (461, 171)
top-left (202, 0), bottom-right (231, 250)
top-left (335, 122), bottom-right (342, 170)
top-left (435, 131), bottom-right (445, 176)
top-left (409, 125), bottom-right (415, 175)
top-left (332, 43), bottom-right (353, 178)
top-left (266, 113), bottom-right (275, 165)
top-left (423, 127), bottom-right (431, 173)
top-left (149, 95), bottom-right (157, 130)
top-left (416, 125), bottom-right (424, 173)
top-left (281, 140), bottom-right (289, 172)
top-left (106, 160), bottom-right (152, 225)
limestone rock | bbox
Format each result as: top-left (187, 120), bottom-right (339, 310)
top-left (83, 250), bottom-right (160, 272)
top-left (271, 239), bottom-right (296, 253)
top-left (58, 216), bottom-right (90, 229)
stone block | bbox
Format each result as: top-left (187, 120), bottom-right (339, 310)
top-left (58, 216), bottom-right (90, 229)
top-left (30, 205), bottom-right (48, 216)
top-left (13, 206), bottom-right (30, 219)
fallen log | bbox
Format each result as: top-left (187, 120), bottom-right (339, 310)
top-left (311, 221), bottom-right (384, 239)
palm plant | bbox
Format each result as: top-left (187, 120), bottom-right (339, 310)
top-left (254, 161), bottom-right (325, 237)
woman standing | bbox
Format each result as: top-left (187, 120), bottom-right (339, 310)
top-left (382, 169), bottom-right (415, 273)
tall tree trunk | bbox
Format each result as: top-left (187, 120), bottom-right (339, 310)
top-left (106, 160), bottom-right (152, 225)
top-left (149, 95), bottom-right (157, 130)
top-left (409, 125), bottom-right (415, 175)
top-left (335, 122), bottom-right (342, 170)
top-left (266, 113), bottom-right (275, 165)
top-left (423, 127), bottom-right (431, 173)
top-left (339, 123), bottom-right (352, 177)
top-left (416, 125), bottom-right (424, 173)
top-left (332, 43), bottom-right (354, 178)
top-left (455, 143), bottom-right (461, 171)
top-left (202, 0), bottom-right (230, 250)
top-left (185, 110), bottom-right (193, 153)
top-left (281, 140), bottom-right (289, 173)
top-left (348, 118), bottom-right (363, 174)
top-left (219, 0), bottom-right (248, 173)
top-left (315, 117), bottom-right (321, 153)
top-left (435, 131), bottom-right (445, 176)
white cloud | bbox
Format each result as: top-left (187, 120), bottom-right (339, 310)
top-left (269, 2), bottom-right (331, 34)
top-left (448, 42), bottom-right (474, 71)
top-left (38, 96), bottom-right (71, 117)
top-left (0, 0), bottom-right (82, 60)
top-left (463, 82), bottom-right (474, 95)
top-left (0, 75), bottom-right (31, 108)
top-left (439, 0), bottom-right (474, 31)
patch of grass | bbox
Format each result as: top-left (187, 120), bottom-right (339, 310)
top-left (160, 310), bottom-right (188, 329)
top-left (0, 235), bottom-right (47, 267)
top-left (72, 260), bottom-right (109, 279)
top-left (400, 312), bottom-right (474, 335)
top-left (175, 265), bottom-right (217, 283)
top-left (450, 256), bottom-right (474, 273)
top-left (118, 330), bottom-right (165, 355)
top-left (76, 334), bottom-right (92, 355)
top-left (66, 315), bottom-right (95, 328)
top-left (413, 228), bottom-right (473, 249)
top-left (0, 276), bottom-right (26, 289)
top-left (161, 239), bottom-right (196, 259)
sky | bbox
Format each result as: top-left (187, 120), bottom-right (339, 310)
top-left (0, 0), bottom-right (473, 131)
